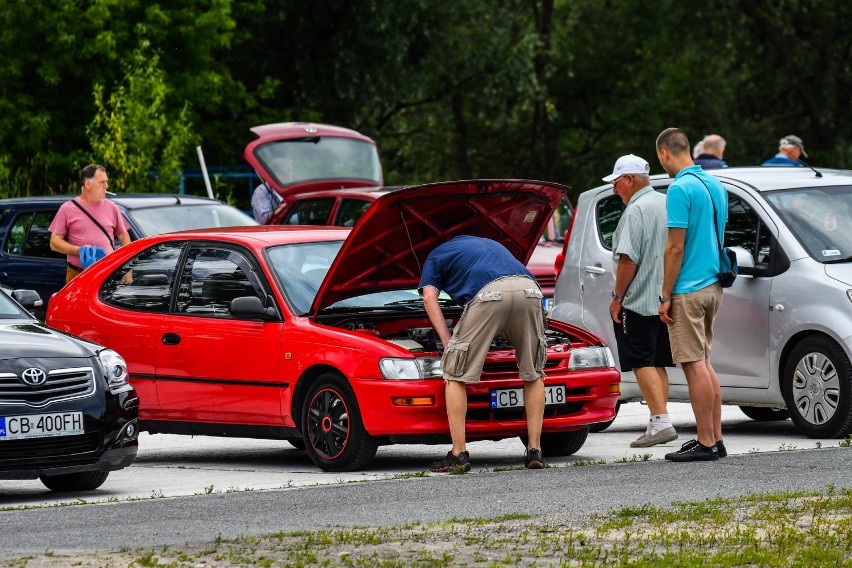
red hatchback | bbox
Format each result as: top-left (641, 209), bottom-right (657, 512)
top-left (46, 180), bottom-right (619, 471)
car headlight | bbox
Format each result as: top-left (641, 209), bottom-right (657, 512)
top-left (568, 346), bottom-right (615, 370)
top-left (99, 349), bottom-right (130, 393)
top-left (380, 357), bottom-right (443, 380)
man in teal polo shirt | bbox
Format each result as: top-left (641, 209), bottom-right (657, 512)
top-left (656, 127), bottom-right (728, 462)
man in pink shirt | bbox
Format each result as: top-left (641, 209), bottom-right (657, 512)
top-left (49, 164), bottom-right (131, 283)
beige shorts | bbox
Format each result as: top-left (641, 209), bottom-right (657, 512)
top-left (441, 276), bottom-right (546, 384)
top-left (668, 283), bottom-right (723, 363)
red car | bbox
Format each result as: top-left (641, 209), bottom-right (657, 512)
top-left (244, 122), bottom-right (572, 305)
top-left (46, 180), bottom-right (619, 471)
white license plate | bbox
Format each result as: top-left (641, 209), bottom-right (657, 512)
top-left (490, 385), bottom-right (566, 409)
top-left (0, 411), bottom-right (84, 441)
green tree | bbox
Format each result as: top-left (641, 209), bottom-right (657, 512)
top-left (88, 42), bottom-right (196, 193)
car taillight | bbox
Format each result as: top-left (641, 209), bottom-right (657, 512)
top-left (554, 204), bottom-right (577, 279)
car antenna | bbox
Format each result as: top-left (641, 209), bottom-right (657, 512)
top-left (798, 158), bottom-right (823, 178)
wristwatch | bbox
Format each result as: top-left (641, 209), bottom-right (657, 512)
top-left (659, 295), bottom-right (672, 303)
top-left (611, 291), bottom-right (624, 301)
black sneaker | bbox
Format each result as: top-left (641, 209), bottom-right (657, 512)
top-left (525, 448), bottom-right (545, 469)
top-left (665, 439), bottom-right (719, 462)
top-left (678, 439), bottom-right (727, 458)
top-left (429, 450), bottom-right (471, 473)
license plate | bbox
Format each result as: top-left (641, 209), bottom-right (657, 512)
top-left (491, 385), bottom-right (566, 409)
top-left (0, 411), bottom-right (84, 441)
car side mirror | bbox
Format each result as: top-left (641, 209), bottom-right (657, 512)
top-left (230, 296), bottom-right (279, 320)
top-left (12, 289), bottom-right (43, 310)
top-left (729, 246), bottom-right (755, 276)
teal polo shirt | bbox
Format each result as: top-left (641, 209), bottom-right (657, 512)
top-left (666, 165), bottom-right (728, 294)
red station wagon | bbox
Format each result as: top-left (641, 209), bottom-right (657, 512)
top-left (47, 180), bottom-right (619, 471)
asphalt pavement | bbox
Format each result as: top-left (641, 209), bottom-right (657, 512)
top-left (2, 402), bottom-right (850, 559)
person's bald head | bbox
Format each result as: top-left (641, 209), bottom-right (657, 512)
top-left (702, 134), bottom-right (726, 159)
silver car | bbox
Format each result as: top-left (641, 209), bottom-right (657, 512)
top-left (551, 166), bottom-right (852, 439)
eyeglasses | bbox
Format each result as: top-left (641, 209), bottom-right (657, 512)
top-left (612, 174), bottom-right (632, 187)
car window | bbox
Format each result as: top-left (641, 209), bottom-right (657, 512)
top-left (281, 198), bottom-right (335, 225)
top-left (100, 242), bottom-right (184, 312)
top-left (175, 246), bottom-right (265, 318)
top-left (596, 195), bottom-right (625, 250)
top-left (3, 211), bottom-right (64, 259)
top-left (725, 195), bottom-right (772, 264)
top-left (334, 199), bottom-right (371, 227)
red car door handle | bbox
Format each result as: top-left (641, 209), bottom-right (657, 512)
top-left (162, 333), bottom-right (181, 345)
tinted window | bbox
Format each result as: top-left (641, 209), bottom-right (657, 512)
top-left (175, 247), bottom-right (265, 318)
top-left (596, 195), bottom-right (625, 250)
top-left (100, 242), bottom-right (184, 312)
top-left (725, 195), bottom-right (772, 264)
top-left (3, 211), bottom-right (64, 259)
top-left (281, 199), bottom-right (335, 225)
top-left (334, 199), bottom-right (371, 227)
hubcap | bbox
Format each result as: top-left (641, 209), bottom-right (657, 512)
top-left (792, 352), bottom-right (840, 425)
top-left (307, 389), bottom-right (350, 459)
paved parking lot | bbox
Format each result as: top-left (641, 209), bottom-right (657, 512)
top-left (0, 402), bottom-right (836, 509)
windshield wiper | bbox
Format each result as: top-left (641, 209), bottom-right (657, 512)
top-left (824, 255), bottom-right (852, 264)
top-left (385, 297), bottom-right (458, 308)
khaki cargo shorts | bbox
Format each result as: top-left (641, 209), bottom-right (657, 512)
top-left (441, 276), bottom-right (547, 384)
top-left (668, 282), bottom-right (723, 363)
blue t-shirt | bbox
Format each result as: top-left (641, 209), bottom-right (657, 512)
top-left (666, 165), bottom-right (728, 294)
top-left (762, 154), bottom-right (804, 167)
top-left (418, 235), bottom-right (533, 306)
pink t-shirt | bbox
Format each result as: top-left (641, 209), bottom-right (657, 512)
top-left (48, 197), bottom-right (129, 268)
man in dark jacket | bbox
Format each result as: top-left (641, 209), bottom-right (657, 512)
top-left (694, 134), bottom-right (728, 170)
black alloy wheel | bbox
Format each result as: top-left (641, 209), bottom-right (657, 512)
top-left (782, 336), bottom-right (852, 438)
top-left (301, 373), bottom-right (377, 471)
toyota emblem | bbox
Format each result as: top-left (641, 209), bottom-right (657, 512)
top-left (20, 368), bottom-right (47, 387)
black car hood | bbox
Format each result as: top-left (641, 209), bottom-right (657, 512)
top-left (0, 320), bottom-right (99, 360)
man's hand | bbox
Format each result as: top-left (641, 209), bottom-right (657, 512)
top-left (659, 299), bottom-right (673, 325)
top-left (422, 286), bottom-right (452, 348)
top-left (610, 299), bottom-right (622, 323)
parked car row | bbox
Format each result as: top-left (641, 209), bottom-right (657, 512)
top-left (551, 166), bottom-right (852, 439)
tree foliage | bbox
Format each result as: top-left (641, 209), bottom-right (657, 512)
top-left (1, 0), bottom-right (850, 200)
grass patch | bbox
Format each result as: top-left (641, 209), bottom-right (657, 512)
top-left (11, 488), bottom-right (851, 566)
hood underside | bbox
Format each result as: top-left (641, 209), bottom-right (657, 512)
top-left (310, 179), bottom-right (568, 314)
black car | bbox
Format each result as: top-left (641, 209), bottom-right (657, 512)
top-left (0, 194), bottom-right (257, 317)
top-left (0, 289), bottom-right (138, 491)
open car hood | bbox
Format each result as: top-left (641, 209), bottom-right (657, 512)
top-left (310, 179), bottom-right (568, 314)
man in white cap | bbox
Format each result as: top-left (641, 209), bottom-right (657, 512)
top-left (603, 154), bottom-right (677, 448)
top-left (762, 135), bottom-right (808, 167)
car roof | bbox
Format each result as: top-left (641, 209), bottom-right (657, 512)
top-left (650, 166), bottom-right (852, 192)
top-left (0, 193), bottom-right (226, 209)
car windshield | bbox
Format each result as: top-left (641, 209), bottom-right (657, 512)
top-left (267, 241), bottom-right (443, 315)
top-left (126, 204), bottom-right (258, 236)
top-left (763, 185), bottom-right (852, 263)
top-left (255, 137), bottom-right (382, 186)
top-left (0, 291), bottom-right (29, 318)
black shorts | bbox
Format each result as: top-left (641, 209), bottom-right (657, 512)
top-left (612, 308), bottom-right (675, 372)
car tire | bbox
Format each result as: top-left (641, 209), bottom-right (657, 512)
top-left (738, 406), bottom-right (790, 421)
top-left (520, 427), bottom-right (589, 457)
top-left (589, 401), bottom-right (621, 433)
top-left (39, 471), bottom-right (110, 492)
top-left (301, 372), bottom-right (378, 472)
top-left (782, 336), bottom-right (852, 438)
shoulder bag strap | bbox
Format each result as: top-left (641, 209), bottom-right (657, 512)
top-left (683, 172), bottom-right (723, 251)
top-left (70, 199), bottom-right (113, 244)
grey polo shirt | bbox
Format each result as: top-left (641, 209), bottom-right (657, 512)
top-left (611, 185), bottom-right (668, 316)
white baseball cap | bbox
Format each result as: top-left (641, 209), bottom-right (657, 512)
top-left (602, 154), bottom-right (650, 182)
